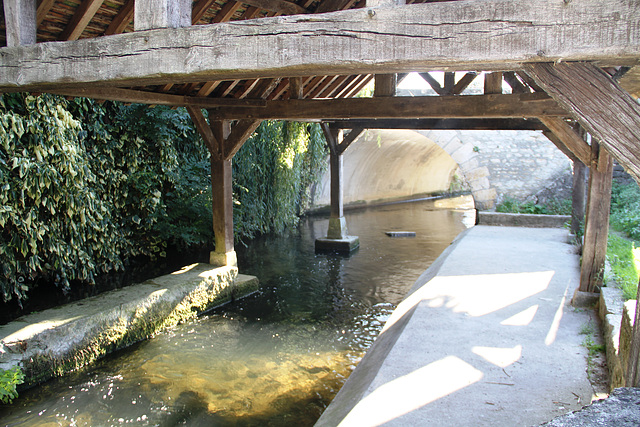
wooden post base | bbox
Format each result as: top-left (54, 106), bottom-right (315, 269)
top-left (210, 250), bottom-right (237, 267)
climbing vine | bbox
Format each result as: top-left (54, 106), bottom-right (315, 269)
top-left (0, 94), bottom-right (327, 304)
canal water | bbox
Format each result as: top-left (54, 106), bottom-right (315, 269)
top-left (1, 198), bottom-right (474, 427)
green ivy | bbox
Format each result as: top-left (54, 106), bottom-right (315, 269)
top-left (0, 94), bottom-right (327, 304)
top-left (0, 366), bottom-right (25, 404)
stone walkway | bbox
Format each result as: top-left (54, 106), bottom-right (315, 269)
top-left (316, 226), bottom-right (595, 426)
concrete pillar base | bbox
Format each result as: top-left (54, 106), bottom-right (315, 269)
top-left (327, 216), bottom-right (349, 239)
top-left (210, 250), bottom-right (238, 267)
top-left (315, 236), bottom-right (360, 253)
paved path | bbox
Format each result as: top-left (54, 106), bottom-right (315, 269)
top-left (317, 226), bottom-right (595, 426)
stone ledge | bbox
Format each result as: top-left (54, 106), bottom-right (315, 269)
top-left (0, 264), bottom-right (258, 388)
top-left (478, 211), bottom-right (570, 228)
top-left (598, 286), bottom-right (637, 390)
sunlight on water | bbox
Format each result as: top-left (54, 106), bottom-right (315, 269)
top-left (1, 199), bottom-right (471, 426)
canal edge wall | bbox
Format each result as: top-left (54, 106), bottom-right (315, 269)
top-left (0, 264), bottom-right (258, 388)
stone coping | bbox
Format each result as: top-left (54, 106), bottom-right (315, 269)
top-left (478, 211), bottom-right (571, 228)
top-left (0, 263), bottom-right (258, 388)
top-left (598, 286), bottom-right (637, 390)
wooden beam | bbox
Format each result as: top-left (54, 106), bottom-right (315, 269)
top-left (619, 66), bottom-right (640, 99)
top-left (186, 106), bottom-right (219, 158)
top-left (443, 71), bottom-right (455, 94)
top-left (450, 72), bottom-right (478, 95)
top-left (241, 0), bottom-right (308, 15)
top-left (4, 0), bottom-right (36, 47)
top-left (59, 0), bottom-right (105, 41)
top-left (49, 87), bottom-right (268, 107)
top-left (223, 120), bottom-right (262, 160)
top-left (542, 130), bottom-right (579, 164)
top-left (503, 71), bottom-right (529, 94)
top-left (419, 72), bottom-right (445, 95)
top-left (329, 118), bottom-right (546, 131)
top-left (207, 93), bottom-right (566, 120)
top-left (336, 128), bottom-right (364, 155)
top-left (134, 0), bottom-right (191, 31)
top-left (105, 0), bottom-right (134, 35)
top-left (36, 0), bottom-right (56, 26)
top-left (374, 74), bottom-right (396, 97)
top-left (580, 141), bottom-right (614, 292)
top-left (539, 117), bottom-right (590, 165)
top-left (525, 61), bottom-right (640, 185)
top-left (315, 0), bottom-right (351, 13)
top-left (4, 1), bottom-right (639, 91)
top-left (212, 0), bottom-right (242, 23)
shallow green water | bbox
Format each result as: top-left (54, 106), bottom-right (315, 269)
top-left (1, 199), bottom-right (473, 426)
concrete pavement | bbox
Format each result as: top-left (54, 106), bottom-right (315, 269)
top-left (316, 225), bottom-right (596, 426)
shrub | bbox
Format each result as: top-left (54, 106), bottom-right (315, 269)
top-left (0, 366), bottom-right (25, 404)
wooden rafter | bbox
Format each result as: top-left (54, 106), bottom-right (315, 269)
top-left (213, 0), bottom-right (242, 23)
top-left (241, 0), bottom-right (308, 15)
top-left (192, 0), bottom-right (218, 24)
top-left (36, 0), bottom-right (56, 25)
top-left (105, 0), bottom-right (134, 35)
top-left (503, 71), bottom-right (529, 94)
top-left (59, 0), bottom-right (105, 41)
top-left (539, 117), bottom-right (590, 165)
top-left (450, 72), bottom-right (477, 95)
top-left (525, 61), bottom-right (640, 184)
top-left (328, 118), bottom-right (546, 131)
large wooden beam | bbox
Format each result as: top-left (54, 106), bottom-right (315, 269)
top-left (539, 117), bottom-right (591, 165)
top-left (207, 93), bottom-right (565, 120)
top-left (2, 0), bottom-right (639, 90)
top-left (525, 62), bottom-right (640, 185)
top-left (329, 118), bottom-right (545, 131)
top-left (3, 0), bottom-right (36, 47)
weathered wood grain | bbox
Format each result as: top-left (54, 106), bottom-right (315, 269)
top-left (1, 0), bottom-right (639, 90)
top-left (329, 118), bottom-right (545, 130)
top-left (206, 93), bottom-right (566, 120)
top-left (525, 62), bottom-right (640, 185)
top-left (3, 0), bottom-right (36, 47)
top-left (539, 117), bottom-right (590, 165)
top-left (134, 0), bottom-right (191, 31)
top-left (619, 66), bottom-right (640, 99)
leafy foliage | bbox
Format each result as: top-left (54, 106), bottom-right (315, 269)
top-left (610, 181), bottom-right (640, 240)
top-left (0, 366), bottom-right (25, 404)
top-left (606, 232), bottom-right (639, 300)
top-left (495, 196), bottom-right (571, 215)
top-left (0, 93), bottom-right (327, 304)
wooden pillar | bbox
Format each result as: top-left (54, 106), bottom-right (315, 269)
top-left (571, 160), bottom-right (587, 239)
top-left (374, 74), bottom-right (397, 97)
top-left (3, 0), bottom-right (36, 47)
top-left (580, 141), bottom-right (614, 292)
top-left (209, 120), bottom-right (236, 267)
top-left (134, 0), bottom-right (191, 31)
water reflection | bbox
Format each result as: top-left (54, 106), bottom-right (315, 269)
top-left (1, 199), bottom-right (472, 426)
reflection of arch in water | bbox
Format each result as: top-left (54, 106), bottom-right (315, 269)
top-left (312, 129), bottom-right (493, 210)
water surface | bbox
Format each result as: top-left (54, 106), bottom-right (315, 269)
top-left (1, 199), bottom-right (473, 426)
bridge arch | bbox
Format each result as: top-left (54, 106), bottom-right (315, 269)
top-left (312, 129), bottom-right (571, 211)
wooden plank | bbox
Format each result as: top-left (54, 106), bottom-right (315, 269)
top-left (374, 74), bottom-right (396, 97)
top-left (443, 72), bottom-right (455, 94)
top-left (308, 76), bottom-right (338, 99)
top-left (4, 0), bottom-right (36, 47)
top-left (503, 71), bottom-right (529, 94)
top-left (525, 61), bottom-right (640, 185)
top-left (420, 72), bottom-right (445, 95)
top-left (36, 0), bottom-right (56, 26)
top-left (59, 0), bottom-right (105, 41)
top-left (317, 75), bottom-right (351, 98)
top-left (197, 81), bottom-right (221, 97)
top-left (134, 0), bottom-right (191, 31)
top-left (4, 0), bottom-right (639, 91)
top-left (223, 120), bottom-right (261, 160)
top-left (344, 74), bottom-right (373, 98)
top-left (328, 118), bottom-right (545, 130)
top-left (49, 86), bottom-right (267, 107)
top-left (213, 1), bottom-right (242, 23)
top-left (539, 117), bottom-right (590, 165)
top-left (241, 0), bottom-right (308, 15)
top-left (105, 0), bottom-right (134, 35)
top-left (542, 130), bottom-right (579, 164)
top-left (207, 93), bottom-right (566, 120)
top-left (580, 141), bottom-right (613, 292)
top-left (315, 0), bottom-right (351, 13)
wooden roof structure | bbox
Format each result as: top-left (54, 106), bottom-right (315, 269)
top-left (2, 0), bottom-right (640, 312)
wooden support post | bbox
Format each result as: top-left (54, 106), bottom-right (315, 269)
top-left (580, 141), bottom-right (614, 292)
top-left (571, 159), bottom-right (587, 240)
top-left (209, 120), bottom-right (236, 267)
top-left (316, 123), bottom-right (359, 252)
top-left (3, 0), bottom-right (36, 47)
top-left (135, 0), bottom-right (191, 31)
top-left (374, 74), bottom-right (396, 97)
top-left (289, 77), bottom-right (304, 99)
top-left (626, 280), bottom-right (640, 387)
top-left (484, 72), bottom-right (503, 94)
